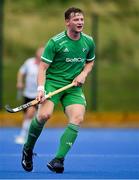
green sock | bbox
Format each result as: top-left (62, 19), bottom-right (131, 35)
top-left (24, 117), bottom-right (45, 150)
top-left (56, 123), bottom-right (79, 159)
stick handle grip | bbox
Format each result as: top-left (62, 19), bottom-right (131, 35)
top-left (31, 99), bottom-right (40, 105)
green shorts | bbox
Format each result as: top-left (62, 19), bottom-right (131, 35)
top-left (44, 79), bottom-right (86, 110)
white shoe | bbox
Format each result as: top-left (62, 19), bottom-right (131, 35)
top-left (15, 136), bottom-right (26, 144)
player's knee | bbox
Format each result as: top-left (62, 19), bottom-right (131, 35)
top-left (26, 108), bottom-right (36, 119)
top-left (26, 111), bottom-right (35, 119)
top-left (37, 112), bottom-right (51, 122)
top-left (71, 115), bottom-right (84, 125)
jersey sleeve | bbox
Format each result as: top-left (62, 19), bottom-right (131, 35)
top-left (86, 38), bottom-right (95, 62)
top-left (41, 39), bottom-right (55, 64)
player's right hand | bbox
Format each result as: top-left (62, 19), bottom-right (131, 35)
top-left (36, 90), bottom-right (45, 103)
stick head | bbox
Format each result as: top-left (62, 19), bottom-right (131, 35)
top-left (5, 105), bottom-right (15, 113)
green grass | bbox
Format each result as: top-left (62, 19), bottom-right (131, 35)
top-left (98, 62), bottom-right (139, 111)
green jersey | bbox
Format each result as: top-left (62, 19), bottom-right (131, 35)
top-left (41, 31), bottom-right (95, 84)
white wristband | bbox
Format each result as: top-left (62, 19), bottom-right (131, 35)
top-left (37, 85), bottom-right (45, 91)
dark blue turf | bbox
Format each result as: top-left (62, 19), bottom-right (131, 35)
top-left (0, 127), bottom-right (139, 179)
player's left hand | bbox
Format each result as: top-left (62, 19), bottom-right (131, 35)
top-left (73, 72), bottom-right (86, 86)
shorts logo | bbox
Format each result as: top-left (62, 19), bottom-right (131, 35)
top-left (81, 94), bottom-right (86, 105)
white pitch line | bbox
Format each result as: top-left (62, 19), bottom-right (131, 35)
top-left (0, 153), bottom-right (139, 158)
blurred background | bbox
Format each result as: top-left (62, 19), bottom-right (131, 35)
top-left (0, 0), bottom-right (139, 127)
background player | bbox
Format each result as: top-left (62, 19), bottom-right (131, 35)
top-left (15, 47), bottom-right (44, 144)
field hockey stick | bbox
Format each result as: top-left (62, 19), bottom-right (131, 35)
top-left (5, 82), bottom-right (75, 113)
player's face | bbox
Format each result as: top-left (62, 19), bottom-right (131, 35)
top-left (66, 13), bottom-right (84, 33)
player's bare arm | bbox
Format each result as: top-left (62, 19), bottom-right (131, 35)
top-left (73, 60), bottom-right (95, 86)
top-left (36, 61), bottom-right (50, 103)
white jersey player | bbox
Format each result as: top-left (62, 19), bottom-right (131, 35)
top-left (15, 47), bottom-right (44, 144)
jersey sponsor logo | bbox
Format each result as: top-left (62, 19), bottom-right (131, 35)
top-left (63, 47), bottom-right (69, 52)
top-left (66, 58), bottom-right (84, 62)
